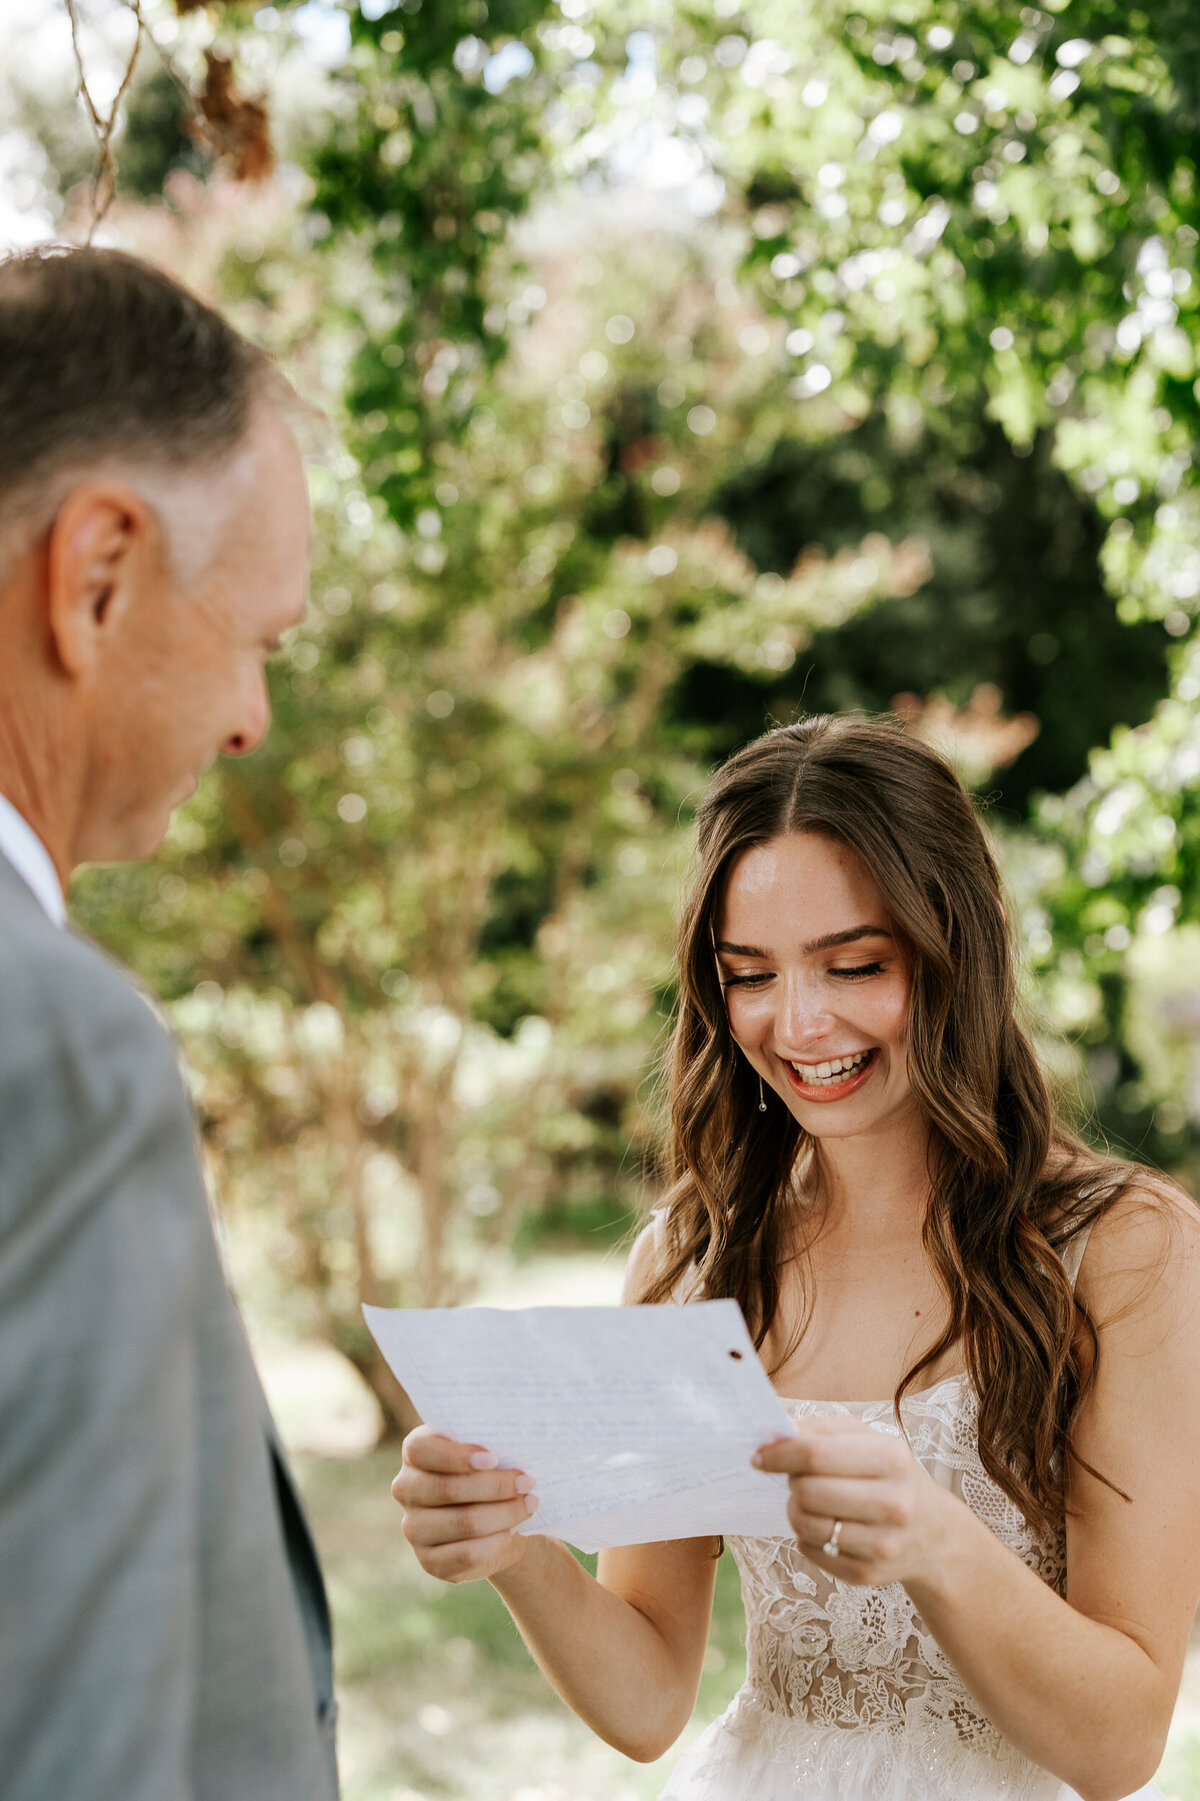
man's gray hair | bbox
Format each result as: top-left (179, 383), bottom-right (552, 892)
top-left (0, 245), bottom-right (297, 569)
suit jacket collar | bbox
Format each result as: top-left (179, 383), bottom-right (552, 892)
top-left (0, 798), bottom-right (65, 926)
top-left (0, 841), bottom-right (60, 925)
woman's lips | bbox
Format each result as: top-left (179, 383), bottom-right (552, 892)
top-left (781, 1047), bottom-right (879, 1104)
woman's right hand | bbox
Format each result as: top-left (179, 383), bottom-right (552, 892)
top-left (391, 1425), bottom-right (540, 1584)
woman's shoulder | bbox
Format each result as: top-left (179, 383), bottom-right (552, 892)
top-left (621, 1207), bottom-right (704, 1305)
top-left (621, 1211), bottom-right (664, 1304)
top-left (1075, 1170), bottom-right (1200, 1331)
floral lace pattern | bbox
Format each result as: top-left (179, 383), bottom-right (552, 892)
top-left (653, 1216), bottom-right (1164, 1800)
top-left (737, 1380), bottom-right (1063, 1735)
top-left (659, 1377), bottom-right (1074, 1801)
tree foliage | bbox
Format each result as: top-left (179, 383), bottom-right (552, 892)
top-left (23, 0), bottom-right (1200, 1427)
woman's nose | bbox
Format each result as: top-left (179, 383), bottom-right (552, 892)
top-left (775, 975), bottom-right (835, 1050)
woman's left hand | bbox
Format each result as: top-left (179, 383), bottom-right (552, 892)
top-left (754, 1414), bottom-right (953, 1588)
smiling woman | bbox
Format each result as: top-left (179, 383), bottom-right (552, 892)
top-left (390, 715), bottom-right (1200, 1801)
top-left (630, 717), bottom-right (1195, 1797)
top-left (650, 719), bottom-right (1152, 1482)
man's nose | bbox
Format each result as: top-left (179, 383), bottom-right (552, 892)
top-left (222, 672), bottom-right (271, 758)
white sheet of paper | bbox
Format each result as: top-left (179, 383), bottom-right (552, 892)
top-left (363, 1299), bottom-right (799, 1552)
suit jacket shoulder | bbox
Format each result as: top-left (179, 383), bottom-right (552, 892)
top-left (0, 855), bottom-right (338, 1801)
top-left (0, 876), bottom-right (199, 1234)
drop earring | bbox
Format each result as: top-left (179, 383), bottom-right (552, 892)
top-left (757, 1074), bottom-right (768, 1112)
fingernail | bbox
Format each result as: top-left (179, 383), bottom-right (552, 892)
top-left (469, 1451), bottom-right (498, 1470)
top-left (751, 1452), bottom-right (764, 1468)
top-left (515, 1475), bottom-right (537, 1494)
top-left (524, 1493), bottom-right (540, 1515)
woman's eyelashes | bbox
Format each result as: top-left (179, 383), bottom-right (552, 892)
top-left (832, 960), bottom-right (886, 981)
top-left (719, 960), bottom-right (888, 989)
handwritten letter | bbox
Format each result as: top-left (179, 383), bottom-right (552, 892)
top-left (364, 1299), bottom-right (798, 1552)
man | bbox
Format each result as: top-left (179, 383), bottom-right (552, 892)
top-left (0, 246), bottom-right (338, 1800)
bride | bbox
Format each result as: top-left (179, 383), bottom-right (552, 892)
top-left (392, 716), bottom-right (1200, 1800)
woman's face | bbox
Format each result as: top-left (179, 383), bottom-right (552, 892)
top-left (715, 830), bottom-right (919, 1145)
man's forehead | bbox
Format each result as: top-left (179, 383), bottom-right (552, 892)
top-left (214, 413), bottom-right (309, 555)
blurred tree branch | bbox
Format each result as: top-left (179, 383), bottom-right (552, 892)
top-left (64, 0), bottom-right (143, 238)
top-left (47, 0), bottom-right (1200, 1438)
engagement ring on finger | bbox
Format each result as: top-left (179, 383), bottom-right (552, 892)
top-left (822, 1519), bottom-right (843, 1557)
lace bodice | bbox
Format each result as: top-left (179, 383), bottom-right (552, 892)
top-left (741, 1376), bottom-right (1071, 1797)
top-left (657, 1226), bottom-right (1161, 1801)
top-left (659, 1376), bottom-right (1078, 1800)
top-left (736, 1378), bottom-right (1063, 1738)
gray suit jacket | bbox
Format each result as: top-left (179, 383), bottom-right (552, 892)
top-left (0, 849), bottom-right (339, 1800)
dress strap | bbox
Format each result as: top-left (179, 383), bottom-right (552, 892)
top-left (645, 1206), bottom-right (704, 1302)
top-left (1059, 1218), bottom-right (1097, 1291)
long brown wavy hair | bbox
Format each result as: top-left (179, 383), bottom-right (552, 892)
top-left (638, 715), bottom-right (1161, 1534)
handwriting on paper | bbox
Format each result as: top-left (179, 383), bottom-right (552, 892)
top-left (364, 1299), bottom-right (799, 1552)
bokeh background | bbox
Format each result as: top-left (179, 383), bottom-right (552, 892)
top-left (8, 0), bottom-right (1200, 1793)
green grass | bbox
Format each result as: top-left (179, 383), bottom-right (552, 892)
top-left (296, 1450), bottom-right (750, 1801)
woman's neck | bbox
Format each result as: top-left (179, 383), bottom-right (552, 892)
top-left (810, 1108), bottom-right (933, 1246)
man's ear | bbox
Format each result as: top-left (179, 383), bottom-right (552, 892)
top-left (45, 483), bottom-right (158, 678)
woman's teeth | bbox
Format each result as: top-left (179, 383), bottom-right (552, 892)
top-left (790, 1050), bottom-right (872, 1086)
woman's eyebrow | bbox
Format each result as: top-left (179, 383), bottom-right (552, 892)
top-left (804, 925), bottom-right (893, 954)
top-left (714, 925), bottom-right (892, 959)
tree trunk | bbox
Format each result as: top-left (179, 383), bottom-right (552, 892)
top-left (344, 1340), bottom-right (422, 1443)
top-left (411, 1065), bottom-right (456, 1305)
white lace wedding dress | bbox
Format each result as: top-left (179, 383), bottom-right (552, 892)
top-left (658, 1230), bottom-right (1165, 1801)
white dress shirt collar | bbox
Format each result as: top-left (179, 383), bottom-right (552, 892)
top-left (0, 791), bottom-right (66, 927)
